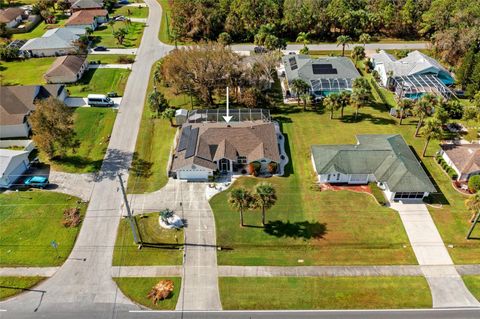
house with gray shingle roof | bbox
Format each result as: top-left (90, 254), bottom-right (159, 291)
top-left (440, 143), bottom-right (480, 182)
top-left (0, 149), bottom-right (30, 189)
top-left (44, 55), bottom-right (88, 83)
top-left (311, 134), bottom-right (436, 201)
top-left (20, 27), bottom-right (86, 58)
top-left (70, 0), bottom-right (104, 12)
top-left (0, 7), bottom-right (25, 28)
top-left (281, 54), bottom-right (360, 98)
top-left (170, 121), bottom-right (281, 181)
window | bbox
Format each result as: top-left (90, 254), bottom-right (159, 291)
top-left (237, 156), bottom-right (247, 164)
top-left (336, 174), bottom-right (340, 181)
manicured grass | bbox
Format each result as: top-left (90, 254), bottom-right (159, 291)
top-left (12, 15), bottom-right (68, 40)
top-left (0, 191), bottom-right (87, 267)
top-left (45, 107), bottom-right (116, 173)
top-left (87, 54), bottom-right (135, 64)
top-left (115, 5), bottom-right (149, 19)
top-left (463, 276), bottom-right (480, 301)
top-left (158, 0), bottom-right (171, 44)
top-left (93, 22), bottom-right (145, 48)
top-left (114, 277), bottom-right (181, 310)
top-left (219, 277), bottom-right (432, 309)
top-left (0, 57), bottom-right (55, 85)
top-left (113, 213), bottom-right (184, 266)
top-left (67, 68), bottom-right (130, 97)
top-left (0, 277), bottom-right (45, 300)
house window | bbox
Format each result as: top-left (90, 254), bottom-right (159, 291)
top-left (261, 159), bottom-right (267, 163)
top-left (336, 174), bottom-right (340, 181)
top-left (237, 156), bottom-right (247, 164)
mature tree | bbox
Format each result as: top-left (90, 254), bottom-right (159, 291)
top-left (217, 32), bottom-right (232, 46)
top-left (148, 90), bottom-right (169, 117)
top-left (290, 78), bottom-right (310, 110)
top-left (359, 33), bottom-right (371, 47)
top-left (338, 91), bottom-right (351, 118)
top-left (413, 94), bottom-right (437, 137)
top-left (296, 32), bottom-right (310, 53)
top-left (324, 93), bottom-right (341, 119)
top-left (0, 44), bottom-right (19, 61)
top-left (152, 61), bottom-right (162, 87)
top-left (29, 97), bottom-right (79, 159)
top-left (160, 42), bottom-right (240, 106)
top-left (254, 24), bottom-right (286, 51)
top-left (161, 108), bottom-right (176, 127)
top-left (434, 103), bottom-right (450, 125)
top-left (420, 118), bottom-right (443, 157)
top-left (336, 35), bottom-right (352, 56)
top-left (57, 0), bottom-right (71, 12)
top-left (397, 99), bottom-right (414, 125)
top-left (229, 187), bottom-right (253, 227)
top-left (351, 77), bottom-right (371, 120)
top-left (351, 46), bottom-right (365, 64)
top-left (253, 182), bottom-right (277, 227)
top-left (113, 28), bottom-right (128, 45)
top-left (0, 23), bottom-right (9, 38)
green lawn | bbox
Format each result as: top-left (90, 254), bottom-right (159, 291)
top-left (463, 276), bottom-right (480, 301)
top-left (0, 58), bottom-right (55, 85)
top-left (114, 277), bottom-right (181, 310)
top-left (0, 191), bottom-right (87, 267)
top-left (113, 213), bottom-right (184, 266)
top-left (158, 0), bottom-right (171, 44)
top-left (0, 277), bottom-right (45, 300)
top-left (87, 54), bottom-right (135, 64)
top-left (67, 68), bottom-right (130, 97)
top-left (12, 15), bottom-right (68, 40)
top-left (45, 107), bottom-right (116, 173)
top-left (219, 277), bottom-right (432, 309)
top-left (114, 5), bottom-right (149, 19)
top-left (93, 22), bottom-right (145, 48)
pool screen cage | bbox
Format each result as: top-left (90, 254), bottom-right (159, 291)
top-left (310, 78), bottom-right (354, 93)
top-left (186, 109), bottom-right (271, 124)
top-left (393, 74), bottom-right (456, 100)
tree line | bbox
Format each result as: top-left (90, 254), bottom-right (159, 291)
top-left (168, 0), bottom-right (480, 66)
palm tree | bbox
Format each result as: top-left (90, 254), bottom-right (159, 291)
top-left (148, 90), bottom-right (168, 118)
top-left (351, 46), bottom-right (366, 65)
top-left (324, 93), bottom-right (341, 119)
top-left (108, 20), bottom-right (116, 33)
top-left (161, 108), bottom-right (176, 127)
top-left (290, 78), bottom-right (310, 110)
top-left (253, 182), bottom-right (277, 227)
top-left (229, 187), bottom-right (253, 227)
top-left (397, 99), bottom-right (414, 125)
top-left (296, 32), bottom-right (310, 53)
top-left (351, 78), bottom-right (371, 120)
top-left (466, 192), bottom-right (480, 239)
top-left (85, 27), bottom-right (93, 37)
top-left (336, 35), bottom-right (352, 56)
top-left (338, 91), bottom-right (351, 118)
top-left (420, 118), bottom-right (443, 157)
top-left (359, 33), bottom-right (371, 47)
top-left (153, 63), bottom-right (162, 87)
top-left (413, 94), bottom-right (437, 137)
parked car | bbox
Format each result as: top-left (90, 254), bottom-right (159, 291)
top-left (254, 46), bottom-right (268, 54)
top-left (115, 16), bottom-right (127, 21)
top-left (118, 0), bottom-right (130, 4)
top-left (24, 176), bottom-right (49, 189)
top-left (107, 92), bottom-right (118, 97)
top-left (93, 46), bottom-right (108, 52)
top-left (87, 94), bottom-right (115, 107)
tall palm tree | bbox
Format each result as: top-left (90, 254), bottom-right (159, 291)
top-left (253, 182), bottom-right (277, 227)
top-left (108, 20), bottom-right (116, 33)
top-left (336, 35), bottom-right (352, 56)
top-left (359, 33), bottom-right (371, 47)
top-left (338, 91), bottom-right (351, 118)
top-left (351, 78), bottom-right (371, 120)
top-left (296, 32), bottom-right (310, 53)
top-left (324, 93), bottom-right (341, 119)
top-left (351, 46), bottom-right (366, 65)
top-left (290, 78), bottom-right (310, 110)
top-left (397, 99), bottom-right (414, 125)
top-left (420, 118), bottom-right (443, 157)
top-left (229, 187), bottom-right (253, 227)
top-left (466, 192), bottom-right (480, 239)
top-left (413, 94), bottom-right (437, 137)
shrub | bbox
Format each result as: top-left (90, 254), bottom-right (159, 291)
top-left (468, 175), bottom-right (480, 193)
top-left (369, 183), bottom-right (387, 206)
top-left (248, 161), bottom-right (261, 176)
top-left (62, 207), bottom-right (81, 227)
top-left (267, 162), bottom-right (278, 174)
top-left (116, 55), bottom-right (135, 64)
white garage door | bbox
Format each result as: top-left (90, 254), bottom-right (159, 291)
top-left (178, 170), bottom-right (209, 181)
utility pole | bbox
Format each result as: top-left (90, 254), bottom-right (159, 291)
top-left (117, 173), bottom-right (142, 247)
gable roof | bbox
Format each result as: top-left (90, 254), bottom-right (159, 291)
top-left (441, 143), bottom-right (480, 176)
top-left (0, 7), bottom-right (24, 23)
top-left (20, 28), bottom-right (85, 51)
top-left (44, 55), bottom-right (87, 78)
top-left (311, 134), bottom-right (436, 193)
top-left (171, 121), bottom-right (280, 171)
top-left (0, 85), bottom-right (65, 125)
top-left (0, 149), bottom-right (29, 177)
top-left (65, 9), bottom-right (108, 26)
top-left (71, 0), bottom-right (103, 9)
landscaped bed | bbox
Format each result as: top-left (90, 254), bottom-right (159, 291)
top-left (113, 212), bottom-right (184, 266)
top-left (67, 68), bottom-right (130, 97)
top-left (0, 191), bottom-right (87, 267)
top-left (0, 276), bottom-right (46, 301)
top-left (219, 277), bottom-right (432, 309)
top-left (113, 277), bottom-right (181, 310)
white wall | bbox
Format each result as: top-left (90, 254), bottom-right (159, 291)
top-left (0, 123), bottom-right (30, 139)
top-left (441, 151), bottom-right (462, 181)
top-left (26, 47), bottom-right (78, 57)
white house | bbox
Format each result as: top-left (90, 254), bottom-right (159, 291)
top-left (0, 8), bottom-right (25, 29)
top-left (440, 143), bottom-right (480, 182)
top-left (20, 27), bottom-right (86, 58)
top-left (311, 134), bottom-right (436, 201)
top-left (0, 149), bottom-right (30, 188)
top-left (170, 121), bottom-right (281, 181)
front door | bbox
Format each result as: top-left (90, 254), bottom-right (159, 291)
top-left (219, 158), bottom-right (230, 173)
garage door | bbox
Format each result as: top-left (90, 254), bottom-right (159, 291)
top-left (178, 170), bottom-right (209, 181)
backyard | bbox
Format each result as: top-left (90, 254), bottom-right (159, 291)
top-left (0, 277), bottom-right (45, 301)
top-left (113, 212), bottom-right (184, 266)
top-left (0, 191), bottom-right (87, 267)
top-left (93, 22), bottom-right (145, 48)
top-left (219, 277), bottom-right (432, 309)
top-left (67, 68), bottom-right (130, 97)
top-left (0, 57), bottom-right (55, 85)
top-left (12, 14), bottom-right (68, 41)
top-left (45, 107), bottom-right (116, 173)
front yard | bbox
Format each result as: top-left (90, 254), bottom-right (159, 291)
top-left (93, 22), bottom-right (145, 48)
top-left (114, 5), bottom-right (149, 19)
top-left (45, 107), bottom-right (116, 173)
top-left (219, 276), bottom-right (432, 309)
top-left (67, 68), bottom-right (130, 97)
top-left (12, 14), bottom-right (68, 41)
top-left (0, 191), bottom-right (87, 267)
top-left (0, 276), bottom-right (45, 301)
top-left (463, 276), bottom-right (480, 301)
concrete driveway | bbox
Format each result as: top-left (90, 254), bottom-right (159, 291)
top-left (88, 48), bottom-right (138, 55)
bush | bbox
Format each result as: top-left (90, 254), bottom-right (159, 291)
top-left (369, 183), bottom-right (387, 206)
top-left (117, 55), bottom-right (135, 64)
top-left (469, 175), bottom-right (480, 192)
top-left (267, 162), bottom-right (278, 174)
top-left (248, 161), bottom-right (261, 176)
top-left (62, 207), bottom-right (81, 227)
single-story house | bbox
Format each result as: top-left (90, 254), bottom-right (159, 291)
top-left (65, 9), bottom-right (108, 30)
top-left (371, 50), bottom-right (455, 99)
top-left (70, 0), bottom-right (104, 12)
top-left (44, 55), bottom-right (88, 83)
top-left (20, 27), bottom-right (86, 58)
top-left (282, 54), bottom-right (360, 98)
top-left (311, 134), bottom-right (436, 201)
top-left (0, 84), bottom-right (67, 139)
top-left (0, 7), bottom-right (25, 28)
top-left (170, 121), bottom-right (281, 181)
top-left (0, 149), bottom-right (30, 188)
top-left (440, 143), bottom-right (480, 182)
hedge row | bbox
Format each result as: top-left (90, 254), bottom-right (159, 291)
top-left (435, 155), bottom-right (458, 180)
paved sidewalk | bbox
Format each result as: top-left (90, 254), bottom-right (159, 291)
top-left (129, 18), bottom-right (147, 23)
top-left (0, 267), bottom-right (59, 277)
top-left (391, 202), bottom-right (479, 308)
top-left (111, 266), bottom-right (182, 277)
